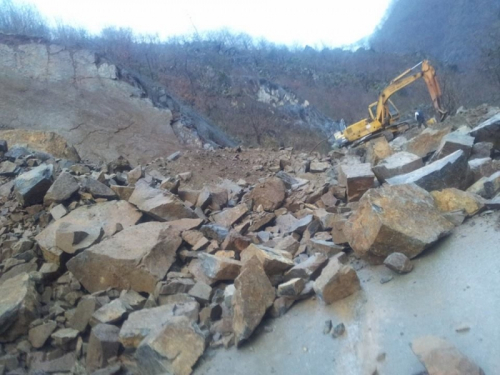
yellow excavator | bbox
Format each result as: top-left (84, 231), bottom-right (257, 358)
top-left (334, 60), bottom-right (448, 147)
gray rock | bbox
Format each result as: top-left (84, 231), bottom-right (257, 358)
top-left (386, 150), bottom-right (468, 191)
top-left (307, 239), bottom-right (344, 257)
top-left (14, 164), bottom-right (53, 206)
top-left (43, 172), bottom-right (79, 205)
top-left (91, 299), bottom-right (128, 325)
top-left (200, 224), bottom-right (229, 243)
top-left (51, 327), bottom-right (79, 348)
top-left (284, 253), bottom-right (329, 282)
top-left (338, 163), bottom-right (374, 202)
top-left (69, 297), bottom-right (97, 332)
top-left (430, 132), bottom-right (475, 161)
top-left (188, 281), bottom-right (212, 304)
top-left (467, 171), bottom-right (500, 199)
top-left (199, 253), bottom-right (242, 281)
top-left (0, 161), bottom-right (19, 177)
top-left (383, 252), bottom-right (413, 274)
top-left (468, 112), bottom-right (500, 149)
top-left (28, 320), bottom-right (56, 348)
top-left (81, 177), bottom-right (117, 200)
top-left (372, 151), bottom-right (423, 182)
top-left (86, 324), bottom-right (121, 372)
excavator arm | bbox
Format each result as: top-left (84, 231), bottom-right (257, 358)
top-left (334, 60), bottom-right (448, 146)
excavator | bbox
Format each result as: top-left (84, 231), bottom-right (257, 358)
top-left (333, 60), bottom-right (448, 147)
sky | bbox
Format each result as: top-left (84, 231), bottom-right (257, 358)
top-left (13, 0), bottom-right (393, 47)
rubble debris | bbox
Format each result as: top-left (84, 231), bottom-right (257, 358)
top-left (240, 244), bottom-right (294, 276)
top-left (344, 184), bottom-right (455, 262)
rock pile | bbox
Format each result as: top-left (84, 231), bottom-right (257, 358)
top-left (0, 106), bottom-right (498, 374)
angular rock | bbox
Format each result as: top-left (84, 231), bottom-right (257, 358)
top-left (307, 239), bottom-right (343, 257)
top-left (14, 164), bottom-right (53, 206)
top-left (0, 273), bottom-right (40, 342)
top-left (50, 204), bottom-right (67, 220)
top-left (365, 136), bottom-right (393, 166)
top-left (240, 244), bottom-right (294, 276)
top-left (69, 297), bottom-right (97, 332)
top-left (120, 299), bottom-right (199, 349)
top-left (110, 185), bottom-right (135, 201)
top-left (28, 321), bottom-right (57, 349)
top-left (467, 158), bottom-right (500, 184)
top-left (136, 316), bottom-right (206, 375)
top-left (43, 172), bottom-right (79, 205)
top-left (383, 253), bottom-right (413, 274)
top-left (313, 257), bottom-right (360, 305)
top-left (156, 278), bottom-right (195, 296)
top-left (467, 171), bottom-right (500, 199)
top-left (120, 290), bottom-right (147, 310)
top-left (411, 335), bottom-right (484, 375)
top-left (372, 152), bottom-right (423, 182)
top-left (470, 141), bottom-right (493, 159)
top-left (284, 253), bottom-right (328, 282)
top-left (127, 165), bottom-right (144, 185)
top-left (431, 188), bottom-right (484, 216)
top-left (67, 222), bottom-right (182, 293)
top-left (430, 132), bottom-right (475, 161)
top-left (338, 163), bottom-right (374, 202)
top-left (212, 204), bottom-right (249, 228)
top-left (86, 324), bottom-right (121, 372)
top-left (81, 177), bottom-right (117, 200)
top-left (200, 224), bottom-right (229, 243)
top-left (201, 185), bottom-right (228, 211)
top-left (92, 299), bottom-right (128, 325)
top-left (249, 177), bottom-right (286, 211)
top-left (402, 126), bottom-right (452, 157)
top-left (269, 296), bottom-right (295, 318)
top-left (0, 161), bottom-right (19, 176)
top-left (277, 278), bottom-right (305, 297)
top-left (310, 161), bottom-right (329, 173)
top-left (275, 236), bottom-right (300, 256)
top-left (221, 231), bottom-right (251, 252)
top-left (51, 327), bottom-right (79, 347)
top-left (129, 180), bottom-right (197, 221)
top-left (344, 184), bottom-right (455, 262)
top-left (188, 281), bottom-right (212, 304)
top-left (177, 189), bottom-right (200, 206)
top-left (232, 257), bottom-right (275, 346)
top-left (30, 352), bottom-right (76, 374)
top-left (199, 253), bottom-right (242, 281)
top-left (386, 150), bottom-right (468, 191)
top-left (36, 200), bottom-right (142, 265)
top-left (55, 222), bottom-right (103, 254)
top-left (468, 112), bottom-right (500, 149)
top-left (107, 156), bottom-right (131, 173)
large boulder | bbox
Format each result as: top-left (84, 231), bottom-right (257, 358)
top-left (36, 200), bottom-right (142, 265)
top-left (14, 164), bottom-right (53, 206)
top-left (401, 126), bottom-right (452, 157)
top-left (0, 129), bottom-right (80, 161)
top-left (232, 257), bottom-right (275, 346)
top-left (248, 177), bottom-right (286, 211)
top-left (430, 132), bottom-right (475, 161)
top-left (411, 336), bottom-right (484, 375)
top-left (431, 188), bottom-right (485, 216)
top-left (0, 273), bottom-right (40, 342)
top-left (468, 112), bottom-right (500, 149)
top-left (344, 184), bottom-right (455, 262)
top-left (135, 316), bottom-right (206, 375)
top-left (313, 256), bottom-right (360, 305)
top-left (386, 150), bottom-right (468, 191)
top-left (372, 152), bottom-right (423, 182)
top-left (364, 136), bottom-right (393, 166)
top-left (67, 222), bottom-right (182, 293)
top-left (338, 163), bottom-right (375, 202)
top-left (129, 180), bottom-right (197, 221)
top-left (43, 172), bottom-right (80, 205)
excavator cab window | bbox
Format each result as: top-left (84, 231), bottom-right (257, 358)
top-left (387, 99), bottom-right (400, 121)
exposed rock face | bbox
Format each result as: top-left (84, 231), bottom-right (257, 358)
top-left (338, 163), bottom-right (374, 202)
top-left (248, 177), bottom-right (286, 211)
top-left (0, 273), bottom-right (40, 342)
top-left (344, 184), bottom-right (455, 262)
top-left (372, 151), bottom-right (423, 182)
top-left (431, 188), bottom-right (485, 216)
top-left (14, 164), bottom-right (53, 206)
top-left (36, 200), bottom-right (142, 265)
top-left (313, 256), bottom-right (360, 304)
top-left (386, 150), bottom-right (468, 191)
top-left (402, 126), bottom-right (452, 157)
top-left (468, 113), bottom-right (500, 149)
top-left (411, 336), bottom-right (484, 375)
top-left (232, 257), bottom-right (275, 346)
top-left (135, 316), bottom-right (206, 375)
top-left (0, 130), bottom-right (80, 162)
top-left (129, 180), bottom-right (197, 221)
top-left (67, 223), bottom-right (182, 293)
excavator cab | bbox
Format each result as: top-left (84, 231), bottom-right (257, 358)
top-left (368, 99), bottom-right (401, 124)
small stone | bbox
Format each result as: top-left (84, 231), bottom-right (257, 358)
top-left (331, 323), bottom-right (345, 338)
top-left (383, 253), bottom-right (413, 274)
top-left (91, 299), bottom-right (128, 325)
top-left (28, 321), bottom-right (57, 349)
top-left (51, 327), bottom-right (79, 348)
top-left (167, 151), bottom-right (181, 161)
top-left (188, 281), bottom-right (212, 304)
top-left (380, 275), bottom-right (393, 284)
top-left (277, 278), bottom-right (305, 297)
top-left (50, 204), bottom-right (67, 220)
top-left (323, 319), bottom-right (332, 334)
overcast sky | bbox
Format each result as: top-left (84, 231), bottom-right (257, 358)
top-left (14, 0), bottom-right (393, 47)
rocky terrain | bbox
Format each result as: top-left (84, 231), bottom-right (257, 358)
top-left (0, 103), bottom-right (498, 375)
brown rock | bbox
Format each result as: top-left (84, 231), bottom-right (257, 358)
top-left (249, 177), bottom-right (286, 211)
top-left (67, 222), bottom-right (182, 293)
top-left (199, 253), bottom-right (242, 281)
top-left (240, 244), bottom-right (294, 276)
top-left (221, 231), bottom-right (251, 252)
top-left (232, 257), bottom-right (275, 345)
top-left (277, 278), bottom-right (305, 297)
top-left (275, 236), bottom-right (300, 256)
top-left (129, 180), bottom-right (197, 221)
top-left (110, 185), bottom-right (135, 201)
top-left (365, 136), bottom-right (393, 166)
top-left (431, 188), bottom-right (485, 216)
top-left (91, 299), bottom-right (128, 325)
top-left (28, 321), bottom-right (57, 349)
top-left (344, 184), bottom-right (455, 262)
top-left (307, 239), bottom-right (343, 257)
top-left (55, 222), bottom-right (103, 254)
top-left (338, 163), bottom-right (374, 202)
top-left (313, 257), bottom-right (360, 304)
top-left (269, 297), bottom-right (295, 318)
top-left (402, 126), bottom-right (452, 157)
top-left (430, 132), bottom-right (474, 161)
top-left (188, 281), bottom-right (212, 304)
top-left (135, 316), bottom-right (206, 375)
top-left (411, 335), bottom-right (484, 375)
top-left (69, 297), bottom-right (97, 332)
top-left (383, 252), bottom-right (413, 274)
top-left (51, 327), bottom-right (79, 348)
top-left (212, 203), bottom-right (249, 228)
top-left (86, 324), bottom-right (120, 372)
